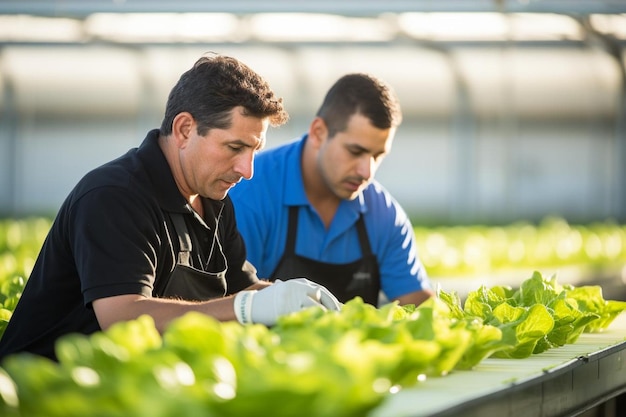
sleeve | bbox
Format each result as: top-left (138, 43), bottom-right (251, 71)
top-left (220, 197), bottom-right (260, 294)
top-left (70, 186), bottom-right (164, 305)
top-left (371, 189), bottom-right (432, 300)
top-left (229, 178), bottom-right (275, 279)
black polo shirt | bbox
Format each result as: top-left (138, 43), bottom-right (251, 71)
top-left (0, 129), bottom-right (258, 361)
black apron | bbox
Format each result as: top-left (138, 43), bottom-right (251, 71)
top-left (271, 206), bottom-right (380, 305)
top-left (154, 212), bottom-right (227, 301)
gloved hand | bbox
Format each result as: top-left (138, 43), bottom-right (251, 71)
top-left (233, 278), bottom-right (342, 325)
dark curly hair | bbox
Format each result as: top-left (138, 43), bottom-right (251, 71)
top-left (160, 53), bottom-right (288, 136)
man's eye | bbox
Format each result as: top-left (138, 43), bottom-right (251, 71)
top-left (229, 146), bottom-right (243, 152)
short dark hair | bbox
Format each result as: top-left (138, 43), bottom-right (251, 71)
top-left (160, 53), bottom-right (289, 136)
top-left (316, 73), bottom-right (402, 138)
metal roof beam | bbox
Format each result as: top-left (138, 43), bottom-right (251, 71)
top-left (0, 0), bottom-right (625, 17)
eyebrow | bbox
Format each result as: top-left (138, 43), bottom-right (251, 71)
top-left (347, 143), bottom-right (369, 153)
top-left (230, 137), bottom-right (265, 151)
top-left (347, 143), bottom-right (386, 157)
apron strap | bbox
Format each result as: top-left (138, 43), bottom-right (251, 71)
top-left (354, 215), bottom-right (373, 256)
top-left (171, 212), bottom-right (192, 266)
top-left (285, 206), bottom-right (299, 256)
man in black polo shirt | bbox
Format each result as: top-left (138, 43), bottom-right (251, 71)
top-left (0, 54), bottom-right (340, 361)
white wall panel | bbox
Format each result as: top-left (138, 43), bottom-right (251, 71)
top-left (0, 43), bottom-right (622, 224)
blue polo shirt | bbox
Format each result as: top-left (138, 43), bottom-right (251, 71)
top-left (229, 134), bottom-right (431, 300)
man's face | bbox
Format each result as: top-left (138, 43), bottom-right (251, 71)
top-left (180, 107), bottom-right (268, 201)
top-left (317, 113), bottom-right (395, 201)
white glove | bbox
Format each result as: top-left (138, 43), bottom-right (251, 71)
top-left (233, 278), bottom-right (342, 325)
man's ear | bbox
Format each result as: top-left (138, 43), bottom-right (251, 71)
top-left (171, 112), bottom-right (195, 148)
top-left (309, 117), bottom-right (328, 149)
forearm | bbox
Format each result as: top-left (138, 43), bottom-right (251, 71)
top-left (93, 294), bottom-right (238, 333)
top-left (92, 278), bottom-right (339, 332)
top-left (393, 288), bottom-right (435, 307)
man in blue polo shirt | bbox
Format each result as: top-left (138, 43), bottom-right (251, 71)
top-left (230, 73), bottom-right (434, 306)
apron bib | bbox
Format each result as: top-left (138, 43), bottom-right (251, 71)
top-left (154, 212), bottom-right (227, 301)
top-left (271, 206), bottom-right (380, 305)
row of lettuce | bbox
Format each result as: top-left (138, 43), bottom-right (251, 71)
top-left (0, 271), bottom-right (624, 416)
top-left (0, 217), bottom-right (625, 416)
top-left (415, 216), bottom-right (626, 277)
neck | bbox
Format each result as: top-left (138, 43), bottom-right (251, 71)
top-left (189, 195), bottom-right (204, 217)
top-left (159, 134), bottom-right (201, 216)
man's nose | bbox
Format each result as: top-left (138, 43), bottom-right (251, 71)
top-left (234, 152), bottom-right (254, 180)
top-left (357, 155), bottom-right (375, 180)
